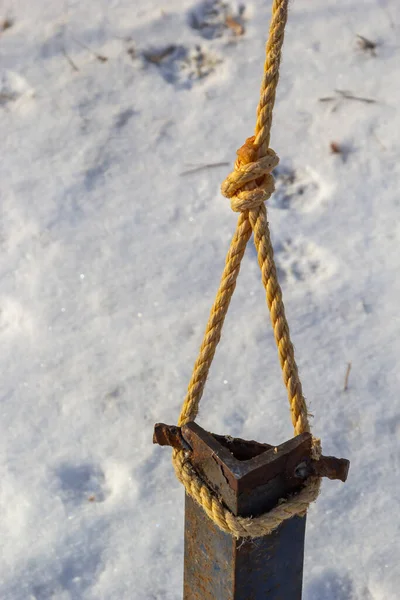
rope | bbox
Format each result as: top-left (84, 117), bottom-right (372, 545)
top-left (173, 437), bottom-right (321, 539)
top-left (173, 0), bottom-right (321, 538)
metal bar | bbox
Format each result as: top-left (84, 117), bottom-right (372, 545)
top-left (182, 423), bottom-right (311, 600)
top-left (184, 495), bottom-right (307, 600)
top-left (153, 423), bottom-right (349, 600)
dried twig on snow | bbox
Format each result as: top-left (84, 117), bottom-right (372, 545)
top-left (180, 162), bottom-right (230, 176)
top-left (343, 362), bottom-right (352, 392)
top-left (225, 15), bottom-right (245, 36)
top-left (70, 35), bottom-right (108, 63)
top-left (356, 34), bottom-right (377, 56)
top-left (335, 89), bottom-right (376, 104)
top-left (61, 45), bottom-right (79, 72)
top-left (319, 89), bottom-right (376, 105)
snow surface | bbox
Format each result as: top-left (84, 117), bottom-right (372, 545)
top-left (1, 0), bottom-right (400, 598)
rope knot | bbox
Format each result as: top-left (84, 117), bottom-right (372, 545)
top-left (221, 136), bottom-right (279, 213)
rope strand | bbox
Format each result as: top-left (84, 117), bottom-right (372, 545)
top-left (173, 0), bottom-right (321, 538)
top-left (178, 213), bottom-right (252, 426)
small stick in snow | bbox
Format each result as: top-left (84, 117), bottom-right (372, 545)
top-left (319, 90), bottom-right (377, 112)
top-left (318, 95), bottom-right (339, 112)
top-left (61, 45), bottom-right (79, 72)
top-left (225, 15), bottom-right (245, 36)
top-left (180, 162), bottom-right (230, 176)
top-left (319, 96), bottom-right (336, 102)
top-left (343, 362), bottom-right (352, 392)
top-left (356, 34), bottom-right (377, 56)
top-left (335, 89), bottom-right (376, 104)
top-left (70, 35), bottom-right (108, 63)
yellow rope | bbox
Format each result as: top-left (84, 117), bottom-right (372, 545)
top-left (173, 0), bottom-right (321, 538)
top-left (173, 437), bottom-right (321, 538)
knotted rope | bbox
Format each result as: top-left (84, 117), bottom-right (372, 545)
top-left (221, 143), bottom-right (278, 213)
top-left (172, 0), bottom-right (322, 538)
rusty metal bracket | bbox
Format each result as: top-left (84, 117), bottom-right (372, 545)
top-left (153, 422), bottom-right (349, 599)
top-left (153, 422), bottom-right (349, 486)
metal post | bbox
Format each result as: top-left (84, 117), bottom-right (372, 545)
top-left (153, 423), bottom-right (349, 600)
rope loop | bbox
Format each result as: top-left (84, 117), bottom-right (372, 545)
top-left (172, 0), bottom-right (322, 538)
top-left (172, 436), bottom-right (322, 539)
top-left (221, 136), bottom-right (279, 213)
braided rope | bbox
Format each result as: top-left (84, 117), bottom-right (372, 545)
top-left (173, 0), bottom-right (321, 538)
top-left (173, 438), bottom-right (321, 539)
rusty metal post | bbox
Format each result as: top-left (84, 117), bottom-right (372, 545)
top-left (153, 423), bottom-right (349, 600)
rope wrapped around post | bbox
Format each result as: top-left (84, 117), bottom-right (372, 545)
top-left (172, 0), bottom-right (322, 538)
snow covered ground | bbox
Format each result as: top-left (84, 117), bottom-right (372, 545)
top-left (1, 0), bottom-right (400, 598)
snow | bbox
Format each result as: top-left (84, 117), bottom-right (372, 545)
top-left (0, 0), bottom-right (399, 598)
